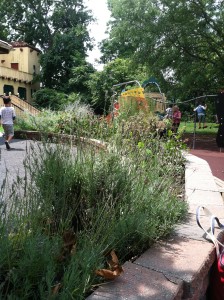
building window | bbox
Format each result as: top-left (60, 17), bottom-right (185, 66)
top-left (3, 85), bottom-right (14, 95)
top-left (11, 63), bottom-right (19, 70)
top-left (18, 87), bottom-right (27, 100)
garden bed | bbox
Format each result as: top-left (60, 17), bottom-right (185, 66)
top-left (0, 111), bottom-right (188, 298)
top-left (0, 106), bottom-right (187, 299)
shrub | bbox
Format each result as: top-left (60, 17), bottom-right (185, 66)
top-left (32, 88), bottom-right (67, 110)
top-left (0, 129), bottom-right (187, 298)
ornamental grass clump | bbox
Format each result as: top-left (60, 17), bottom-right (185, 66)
top-left (0, 111), bottom-right (187, 298)
top-left (15, 102), bottom-right (115, 140)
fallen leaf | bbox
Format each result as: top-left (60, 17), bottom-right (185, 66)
top-left (51, 283), bottom-right (62, 296)
top-left (95, 250), bottom-right (124, 279)
top-left (108, 250), bottom-right (119, 270)
top-left (95, 269), bottom-right (120, 279)
top-left (57, 230), bottom-right (76, 262)
top-left (110, 250), bottom-right (119, 265)
top-left (63, 230), bottom-right (76, 250)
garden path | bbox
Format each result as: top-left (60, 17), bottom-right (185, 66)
top-left (0, 136), bottom-right (31, 188)
top-left (184, 133), bottom-right (224, 181)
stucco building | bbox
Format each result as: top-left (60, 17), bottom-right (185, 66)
top-left (0, 40), bottom-right (41, 103)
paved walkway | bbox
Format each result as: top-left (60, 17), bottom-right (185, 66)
top-left (0, 137), bottom-right (30, 188)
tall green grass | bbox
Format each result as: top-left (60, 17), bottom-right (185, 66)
top-left (0, 106), bottom-right (188, 299)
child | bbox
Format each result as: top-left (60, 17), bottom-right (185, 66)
top-left (0, 96), bottom-right (16, 150)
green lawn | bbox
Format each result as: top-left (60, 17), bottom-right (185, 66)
top-left (179, 121), bottom-right (219, 135)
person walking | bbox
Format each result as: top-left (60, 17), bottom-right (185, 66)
top-left (0, 96), bottom-right (16, 150)
top-left (194, 102), bottom-right (207, 129)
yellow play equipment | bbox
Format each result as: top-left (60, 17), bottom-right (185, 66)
top-left (121, 87), bottom-right (145, 98)
top-left (110, 79), bottom-right (166, 119)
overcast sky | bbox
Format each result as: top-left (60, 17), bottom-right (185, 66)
top-left (84, 0), bottom-right (111, 70)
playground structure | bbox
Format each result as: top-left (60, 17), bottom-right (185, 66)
top-left (107, 79), bottom-right (166, 121)
top-left (107, 80), bottom-right (224, 151)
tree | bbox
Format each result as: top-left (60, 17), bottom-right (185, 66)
top-left (88, 58), bottom-right (147, 114)
top-left (101, 0), bottom-right (224, 100)
top-left (0, 0), bottom-right (93, 92)
top-left (32, 88), bottom-right (67, 109)
top-left (69, 56), bottom-right (95, 103)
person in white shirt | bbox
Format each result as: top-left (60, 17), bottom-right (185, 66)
top-left (164, 104), bottom-right (173, 119)
top-left (0, 96), bottom-right (16, 150)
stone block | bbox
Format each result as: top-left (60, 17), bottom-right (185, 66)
top-left (134, 236), bottom-right (215, 299)
top-left (87, 261), bottom-right (183, 300)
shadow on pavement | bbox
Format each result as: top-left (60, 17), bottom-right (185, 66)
top-left (6, 148), bottom-right (25, 151)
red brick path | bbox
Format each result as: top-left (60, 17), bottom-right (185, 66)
top-left (184, 133), bottom-right (224, 181)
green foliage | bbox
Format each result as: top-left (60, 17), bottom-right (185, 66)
top-left (69, 59), bottom-right (95, 102)
top-left (32, 88), bottom-right (67, 110)
top-left (16, 110), bottom-right (63, 133)
top-left (0, 0), bottom-right (93, 92)
top-left (0, 115), bottom-right (187, 298)
top-left (114, 113), bottom-right (186, 177)
top-left (16, 104), bottom-right (116, 140)
top-left (88, 58), bottom-right (147, 114)
top-left (103, 0), bottom-right (224, 100)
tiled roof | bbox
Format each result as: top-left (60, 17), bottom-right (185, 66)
top-left (10, 41), bottom-right (41, 53)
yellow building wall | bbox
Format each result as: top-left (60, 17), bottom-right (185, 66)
top-left (0, 78), bottom-right (39, 102)
top-left (0, 43), bottom-right (40, 103)
top-left (0, 47), bottom-right (40, 74)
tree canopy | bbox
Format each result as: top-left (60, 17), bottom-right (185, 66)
top-left (0, 0), bottom-right (93, 93)
top-left (101, 0), bottom-right (224, 100)
top-left (88, 58), bottom-right (147, 114)
top-left (1, 0), bottom-right (223, 111)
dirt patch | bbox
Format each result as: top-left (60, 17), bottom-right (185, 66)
top-left (183, 133), bottom-right (222, 152)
